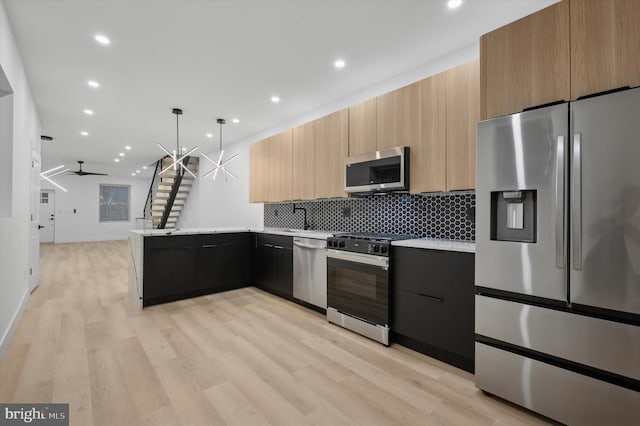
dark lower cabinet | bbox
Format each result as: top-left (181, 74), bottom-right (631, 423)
top-left (143, 232), bottom-right (251, 307)
top-left (196, 233), bottom-right (251, 291)
top-left (392, 247), bottom-right (475, 372)
top-left (252, 233), bottom-right (293, 299)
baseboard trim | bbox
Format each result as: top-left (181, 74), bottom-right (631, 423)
top-left (0, 287), bottom-right (29, 363)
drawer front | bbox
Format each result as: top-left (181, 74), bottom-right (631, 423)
top-left (393, 247), bottom-right (474, 295)
top-left (197, 232), bottom-right (249, 247)
top-left (476, 343), bottom-right (640, 426)
top-left (144, 234), bottom-right (195, 249)
top-left (393, 288), bottom-right (473, 358)
top-left (476, 295), bottom-right (640, 381)
top-left (257, 233), bottom-right (293, 249)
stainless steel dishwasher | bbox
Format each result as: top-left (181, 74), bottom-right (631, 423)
top-left (293, 237), bottom-right (327, 309)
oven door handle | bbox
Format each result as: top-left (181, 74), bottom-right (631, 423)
top-left (327, 249), bottom-right (389, 270)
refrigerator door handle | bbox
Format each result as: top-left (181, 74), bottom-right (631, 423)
top-left (572, 133), bottom-right (582, 270)
top-left (555, 135), bottom-right (566, 268)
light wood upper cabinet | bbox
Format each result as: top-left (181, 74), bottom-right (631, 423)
top-left (292, 122), bottom-right (315, 200)
top-left (314, 109), bottom-right (348, 199)
top-left (446, 60), bottom-right (480, 191)
top-left (249, 142), bottom-right (259, 202)
top-left (270, 130), bottom-right (292, 203)
top-left (571, 0), bottom-right (640, 100)
top-left (412, 72), bottom-right (447, 193)
top-left (248, 130), bottom-right (291, 203)
top-left (376, 82), bottom-right (421, 150)
top-left (249, 139), bottom-right (270, 203)
top-left (348, 99), bottom-right (377, 156)
top-left (480, 0), bottom-right (570, 119)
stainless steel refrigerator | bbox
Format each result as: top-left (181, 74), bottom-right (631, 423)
top-left (475, 87), bottom-right (640, 425)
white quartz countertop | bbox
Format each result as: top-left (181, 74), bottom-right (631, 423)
top-left (392, 238), bottom-right (475, 253)
top-left (130, 227), bottom-right (334, 239)
top-left (254, 228), bottom-right (335, 239)
top-left (130, 227), bottom-right (253, 236)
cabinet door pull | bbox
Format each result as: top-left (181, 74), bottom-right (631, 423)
top-left (202, 244), bottom-right (218, 248)
top-left (418, 293), bottom-right (444, 303)
top-left (263, 243), bottom-right (274, 248)
top-left (273, 245), bottom-right (285, 250)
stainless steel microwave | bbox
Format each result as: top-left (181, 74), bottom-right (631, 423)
top-left (344, 146), bottom-right (409, 193)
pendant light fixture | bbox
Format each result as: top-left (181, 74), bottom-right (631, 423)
top-left (202, 118), bottom-right (238, 181)
top-left (157, 108), bottom-right (198, 178)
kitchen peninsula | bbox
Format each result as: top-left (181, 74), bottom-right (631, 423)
top-left (128, 228), bottom-right (334, 308)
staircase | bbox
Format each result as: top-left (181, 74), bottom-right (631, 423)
top-left (144, 155), bottom-right (198, 230)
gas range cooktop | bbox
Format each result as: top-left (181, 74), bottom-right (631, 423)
top-left (327, 232), bottom-right (418, 256)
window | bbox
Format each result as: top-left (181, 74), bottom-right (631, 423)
top-left (40, 192), bottom-right (49, 204)
top-left (99, 184), bottom-right (130, 222)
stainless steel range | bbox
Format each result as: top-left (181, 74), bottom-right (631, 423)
top-left (326, 232), bottom-right (416, 346)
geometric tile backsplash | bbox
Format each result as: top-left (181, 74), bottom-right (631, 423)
top-left (264, 191), bottom-right (475, 241)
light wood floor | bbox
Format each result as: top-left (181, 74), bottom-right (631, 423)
top-left (0, 240), bottom-right (552, 426)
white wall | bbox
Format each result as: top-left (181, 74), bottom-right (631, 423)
top-left (0, 0), bottom-right (41, 360)
top-left (41, 174), bottom-right (149, 243)
top-left (178, 139), bottom-right (263, 229)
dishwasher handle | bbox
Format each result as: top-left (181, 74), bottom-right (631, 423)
top-left (293, 240), bottom-right (325, 250)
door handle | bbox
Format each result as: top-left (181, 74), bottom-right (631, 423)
top-left (418, 293), bottom-right (444, 303)
top-left (572, 133), bottom-right (582, 270)
top-left (555, 135), bottom-right (566, 268)
top-left (38, 225), bottom-right (45, 229)
top-left (294, 241), bottom-right (324, 250)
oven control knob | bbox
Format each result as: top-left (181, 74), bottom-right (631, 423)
top-left (338, 241), bottom-right (345, 248)
top-left (380, 246), bottom-right (388, 254)
top-left (373, 245), bottom-right (380, 253)
top-left (329, 241), bottom-right (335, 248)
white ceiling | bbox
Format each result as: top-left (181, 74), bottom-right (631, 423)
top-left (5, 0), bottom-right (556, 177)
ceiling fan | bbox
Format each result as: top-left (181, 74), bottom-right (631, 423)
top-left (69, 160), bottom-right (108, 176)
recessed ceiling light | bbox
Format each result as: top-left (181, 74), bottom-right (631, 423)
top-left (125, 146), bottom-right (132, 150)
top-left (131, 173), bottom-right (136, 176)
top-left (232, 118), bottom-right (240, 124)
top-left (182, 147), bottom-right (187, 152)
top-left (271, 96), bottom-right (280, 103)
top-left (142, 166), bottom-right (148, 170)
top-left (447, 0), bottom-right (462, 9)
top-left (334, 59), bottom-right (346, 69)
top-left (136, 170), bottom-right (141, 173)
top-left (80, 131), bottom-right (88, 136)
top-left (87, 80), bottom-right (100, 88)
top-left (84, 109), bottom-right (94, 115)
top-left (119, 152), bottom-right (125, 157)
top-left (206, 133), bottom-right (213, 138)
top-left (94, 34), bottom-right (110, 45)
top-left (114, 158), bottom-right (120, 162)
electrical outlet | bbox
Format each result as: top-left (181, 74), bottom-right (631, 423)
top-left (342, 206), bottom-right (351, 218)
top-left (274, 209), bottom-right (279, 217)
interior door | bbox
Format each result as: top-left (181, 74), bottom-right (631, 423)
top-left (570, 87), bottom-right (640, 315)
top-left (39, 189), bottom-right (55, 243)
top-left (30, 151), bottom-right (41, 291)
